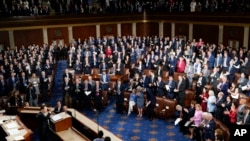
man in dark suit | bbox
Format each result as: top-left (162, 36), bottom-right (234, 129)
top-left (37, 104), bottom-right (51, 141)
top-left (145, 88), bottom-right (156, 121)
top-left (0, 74), bottom-right (8, 96)
top-left (156, 76), bottom-right (165, 97)
top-left (19, 71), bottom-right (28, 94)
top-left (168, 53), bottom-right (177, 76)
top-left (72, 77), bottom-right (82, 109)
top-left (227, 59), bottom-right (237, 83)
top-left (53, 100), bottom-right (63, 114)
top-left (140, 73), bottom-right (149, 88)
top-left (203, 113), bottom-right (216, 141)
top-left (100, 70), bottom-right (110, 91)
top-left (116, 58), bottom-right (124, 75)
top-left (196, 72), bottom-right (207, 103)
top-left (62, 68), bottom-right (73, 83)
top-left (165, 75), bottom-right (176, 99)
top-left (73, 60), bottom-right (83, 75)
top-left (217, 76), bottom-right (229, 99)
top-left (114, 79), bottom-right (125, 114)
top-left (40, 71), bottom-right (49, 103)
top-left (63, 76), bottom-right (73, 108)
top-left (93, 81), bottom-right (103, 112)
top-left (148, 70), bottom-right (157, 95)
top-left (7, 72), bottom-right (19, 94)
top-left (82, 79), bottom-right (92, 110)
top-left (174, 75), bottom-right (186, 106)
top-left (210, 67), bottom-right (220, 95)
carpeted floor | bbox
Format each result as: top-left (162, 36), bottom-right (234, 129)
top-left (50, 60), bottom-right (190, 141)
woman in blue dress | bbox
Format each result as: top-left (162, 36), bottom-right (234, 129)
top-left (136, 86), bottom-right (144, 118)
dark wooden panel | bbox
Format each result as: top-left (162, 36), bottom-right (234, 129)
top-left (163, 23), bottom-right (171, 37)
top-left (193, 24), bottom-right (219, 44)
top-left (100, 24), bottom-right (117, 36)
top-left (223, 26), bottom-right (244, 48)
top-left (14, 29), bottom-right (43, 47)
top-left (175, 23), bottom-right (189, 38)
top-left (0, 31), bottom-right (9, 49)
top-left (121, 23), bottom-right (132, 36)
top-left (73, 25), bottom-right (96, 40)
top-left (47, 27), bottom-right (68, 44)
top-left (136, 22), bottom-right (159, 37)
top-left (1, 13), bottom-right (250, 29)
top-left (248, 27), bottom-right (250, 50)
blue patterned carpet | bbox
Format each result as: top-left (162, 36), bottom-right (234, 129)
top-left (50, 60), bottom-right (190, 141)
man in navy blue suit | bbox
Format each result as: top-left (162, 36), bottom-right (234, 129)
top-left (227, 59), bottom-right (237, 83)
top-left (217, 76), bottom-right (229, 99)
top-left (202, 113), bottom-right (216, 141)
top-left (168, 53), bottom-right (177, 76)
top-left (100, 70), bottom-right (110, 91)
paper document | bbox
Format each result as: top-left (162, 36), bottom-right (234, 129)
top-left (51, 114), bottom-right (63, 122)
top-left (6, 122), bottom-right (19, 129)
top-left (14, 136), bottom-right (25, 141)
top-left (8, 128), bottom-right (19, 135)
top-left (174, 118), bottom-right (182, 125)
top-left (85, 91), bottom-right (91, 96)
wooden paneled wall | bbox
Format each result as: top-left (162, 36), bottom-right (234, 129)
top-left (100, 24), bottom-right (117, 36)
top-left (47, 27), bottom-right (69, 45)
top-left (175, 23), bottom-right (189, 39)
top-left (73, 25), bottom-right (96, 40)
top-left (163, 23), bottom-right (171, 37)
top-left (121, 23), bottom-right (132, 36)
top-left (136, 22), bottom-right (159, 37)
top-left (223, 26), bottom-right (244, 48)
top-left (193, 24), bottom-right (219, 44)
top-left (0, 31), bottom-right (9, 48)
top-left (0, 23), bottom-right (249, 50)
top-left (14, 29), bottom-right (43, 47)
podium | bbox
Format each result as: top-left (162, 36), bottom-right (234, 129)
top-left (50, 112), bottom-right (72, 132)
top-left (0, 116), bottom-right (33, 141)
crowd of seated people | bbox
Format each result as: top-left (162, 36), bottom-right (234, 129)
top-left (1, 0), bottom-right (250, 17)
top-left (0, 44), bottom-right (56, 109)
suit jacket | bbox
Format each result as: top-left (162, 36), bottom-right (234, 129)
top-left (8, 77), bottom-right (19, 91)
top-left (116, 63), bottom-right (124, 75)
top-left (63, 72), bottom-right (73, 81)
top-left (244, 111), bottom-right (250, 125)
top-left (165, 80), bottom-right (176, 93)
top-left (73, 63), bottom-right (83, 74)
top-left (208, 54), bottom-right (215, 69)
top-left (156, 80), bottom-right (165, 96)
top-left (219, 82), bottom-right (229, 96)
top-left (203, 119), bottom-right (216, 140)
top-left (114, 84), bottom-right (125, 103)
top-left (53, 106), bottom-right (63, 114)
top-left (9, 95), bottom-right (22, 107)
top-left (177, 80), bottom-right (186, 98)
top-left (155, 68), bottom-right (163, 77)
top-left (214, 57), bottom-right (223, 68)
top-left (36, 111), bottom-right (51, 134)
top-left (0, 79), bottom-right (7, 95)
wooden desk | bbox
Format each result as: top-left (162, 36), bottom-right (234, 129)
top-left (50, 112), bottom-right (72, 132)
top-left (69, 109), bottom-right (122, 141)
top-left (57, 128), bottom-right (90, 141)
top-left (0, 116), bottom-right (33, 141)
top-left (18, 108), bottom-right (122, 141)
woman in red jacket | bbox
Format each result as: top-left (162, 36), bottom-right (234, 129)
top-left (176, 56), bottom-right (186, 73)
top-left (224, 101), bottom-right (237, 128)
top-left (105, 46), bottom-right (112, 58)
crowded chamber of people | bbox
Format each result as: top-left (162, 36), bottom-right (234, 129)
top-left (0, 34), bottom-right (250, 140)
